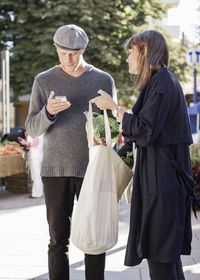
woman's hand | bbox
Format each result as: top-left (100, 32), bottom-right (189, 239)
top-left (90, 89), bottom-right (125, 122)
top-left (90, 89), bottom-right (117, 111)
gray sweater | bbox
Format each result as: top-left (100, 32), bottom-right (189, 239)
top-left (25, 65), bottom-right (117, 177)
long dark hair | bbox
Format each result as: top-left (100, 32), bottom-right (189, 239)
top-left (125, 30), bottom-right (169, 91)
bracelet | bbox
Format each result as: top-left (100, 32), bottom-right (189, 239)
top-left (112, 106), bottom-right (122, 118)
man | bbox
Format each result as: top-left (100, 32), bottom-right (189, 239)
top-left (25, 24), bottom-right (117, 280)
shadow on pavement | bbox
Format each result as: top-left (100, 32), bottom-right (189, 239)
top-left (0, 191), bottom-right (44, 211)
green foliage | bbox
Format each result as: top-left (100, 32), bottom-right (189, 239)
top-left (190, 144), bottom-right (200, 168)
top-left (190, 144), bottom-right (200, 200)
top-left (121, 151), bottom-right (134, 169)
top-left (84, 111), bottom-right (120, 144)
top-left (0, 0), bottom-right (57, 99)
top-left (1, 0), bottom-right (192, 107)
top-left (0, 0), bottom-right (167, 102)
top-left (164, 32), bottom-right (191, 84)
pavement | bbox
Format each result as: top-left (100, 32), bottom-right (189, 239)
top-left (0, 190), bottom-right (199, 280)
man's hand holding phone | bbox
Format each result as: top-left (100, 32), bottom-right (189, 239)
top-left (46, 91), bottom-right (71, 115)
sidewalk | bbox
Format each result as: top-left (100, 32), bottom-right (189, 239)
top-left (0, 190), bottom-right (199, 280)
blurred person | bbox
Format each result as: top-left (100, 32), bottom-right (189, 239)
top-left (1, 126), bottom-right (26, 145)
top-left (25, 24), bottom-right (117, 280)
top-left (27, 134), bottom-right (44, 198)
top-left (90, 30), bottom-right (196, 280)
top-left (18, 134), bottom-right (44, 198)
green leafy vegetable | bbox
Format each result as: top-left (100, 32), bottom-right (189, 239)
top-left (84, 111), bottom-right (120, 143)
top-left (121, 151), bottom-right (134, 169)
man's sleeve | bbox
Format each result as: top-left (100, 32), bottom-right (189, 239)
top-left (25, 78), bottom-right (57, 138)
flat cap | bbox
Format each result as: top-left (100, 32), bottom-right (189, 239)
top-left (53, 24), bottom-right (89, 52)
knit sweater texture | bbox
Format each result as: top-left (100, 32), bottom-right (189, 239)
top-left (25, 65), bottom-right (116, 177)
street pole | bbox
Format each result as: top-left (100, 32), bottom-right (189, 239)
top-left (193, 68), bottom-right (197, 104)
top-left (1, 50), bottom-right (10, 135)
top-left (186, 47), bottom-right (200, 143)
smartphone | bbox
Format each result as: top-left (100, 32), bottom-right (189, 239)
top-left (55, 96), bottom-right (67, 102)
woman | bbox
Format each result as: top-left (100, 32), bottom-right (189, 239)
top-left (90, 30), bottom-right (194, 280)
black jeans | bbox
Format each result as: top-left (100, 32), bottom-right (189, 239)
top-left (42, 177), bottom-right (105, 280)
top-left (147, 258), bottom-right (185, 280)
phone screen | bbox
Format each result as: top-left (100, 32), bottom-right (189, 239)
top-left (55, 96), bottom-right (67, 102)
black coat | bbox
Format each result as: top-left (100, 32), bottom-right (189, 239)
top-left (122, 67), bottom-right (193, 266)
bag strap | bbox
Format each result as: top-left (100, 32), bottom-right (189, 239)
top-left (88, 103), bottom-right (112, 148)
top-left (163, 146), bottom-right (193, 181)
top-left (88, 103), bottom-right (94, 148)
top-left (163, 146), bottom-right (199, 218)
top-left (132, 142), bottom-right (137, 173)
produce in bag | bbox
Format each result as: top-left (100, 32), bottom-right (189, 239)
top-left (84, 111), bottom-right (120, 144)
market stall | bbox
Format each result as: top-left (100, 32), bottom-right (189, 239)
top-left (0, 143), bottom-right (29, 193)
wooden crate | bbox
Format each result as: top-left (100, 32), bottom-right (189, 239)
top-left (6, 172), bottom-right (32, 193)
top-left (0, 154), bottom-right (25, 177)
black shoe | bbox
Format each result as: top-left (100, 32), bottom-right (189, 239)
top-left (28, 194), bottom-right (40, 199)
